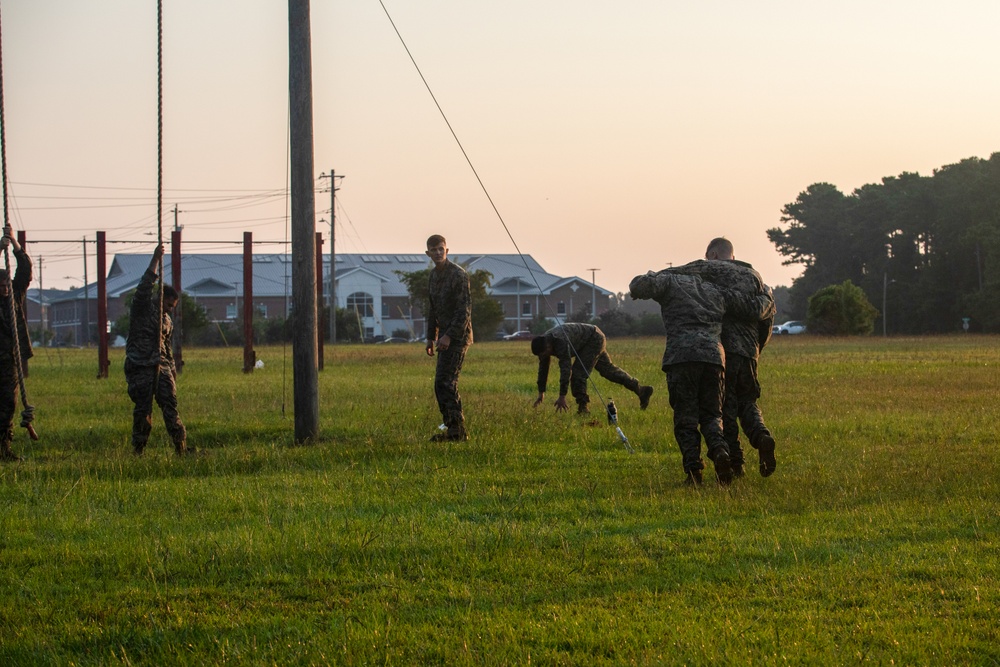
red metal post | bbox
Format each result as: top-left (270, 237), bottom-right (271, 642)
top-left (17, 231), bottom-right (29, 377)
top-left (171, 229), bottom-right (183, 374)
top-left (242, 232), bottom-right (255, 373)
top-left (96, 232), bottom-right (109, 378)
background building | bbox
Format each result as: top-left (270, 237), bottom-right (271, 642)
top-left (40, 252), bottom-right (615, 344)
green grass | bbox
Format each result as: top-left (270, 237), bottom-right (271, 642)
top-left (1, 336), bottom-right (998, 665)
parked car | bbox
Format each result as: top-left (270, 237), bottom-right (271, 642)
top-left (776, 320), bottom-right (807, 335)
top-left (503, 330), bottom-right (534, 341)
top-left (377, 337), bottom-right (410, 344)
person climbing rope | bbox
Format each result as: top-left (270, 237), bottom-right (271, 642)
top-left (0, 225), bottom-right (33, 462)
top-left (125, 244), bottom-right (188, 456)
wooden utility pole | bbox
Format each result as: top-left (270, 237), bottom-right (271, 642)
top-left (289, 0), bottom-right (319, 443)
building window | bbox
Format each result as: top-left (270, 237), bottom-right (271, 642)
top-left (348, 292), bottom-right (374, 318)
top-left (382, 301), bottom-right (390, 318)
top-left (522, 301), bottom-right (531, 317)
top-left (557, 301), bottom-right (566, 316)
top-left (226, 303), bottom-right (237, 320)
top-left (257, 303), bottom-right (268, 318)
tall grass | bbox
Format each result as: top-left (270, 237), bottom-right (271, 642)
top-left (1, 336), bottom-right (997, 665)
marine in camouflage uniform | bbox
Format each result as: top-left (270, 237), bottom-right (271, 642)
top-left (629, 270), bottom-right (773, 485)
top-left (664, 254), bottom-right (776, 477)
top-left (0, 230), bottom-right (33, 462)
top-left (125, 245), bottom-right (188, 455)
top-left (424, 235), bottom-right (472, 441)
top-left (531, 323), bottom-right (653, 414)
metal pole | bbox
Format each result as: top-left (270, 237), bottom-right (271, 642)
top-left (82, 237), bottom-right (90, 345)
top-left (289, 0), bottom-right (319, 443)
top-left (588, 268), bottom-right (599, 319)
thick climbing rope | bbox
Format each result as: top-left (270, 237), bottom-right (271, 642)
top-left (156, 0), bottom-right (165, 354)
top-left (0, 4), bottom-right (38, 440)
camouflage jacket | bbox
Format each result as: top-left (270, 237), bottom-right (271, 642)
top-left (629, 271), bottom-right (772, 370)
top-left (665, 259), bottom-right (775, 359)
top-left (125, 269), bottom-right (175, 369)
top-left (536, 323), bottom-right (603, 395)
top-left (426, 259), bottom-right (473, 347)
top-left (0, 248), bottom-right (34, 362)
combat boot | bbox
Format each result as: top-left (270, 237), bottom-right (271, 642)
top-left (637, 385), bottom-right (654, 410)
top-left (684, 469), bottom-right (703, 487)
top-left (710, 449), bottom-right (733, 486)
top-left (752, 432), bottom-right (777, 477)
top-left (1, 445), bottom-right (22, 462)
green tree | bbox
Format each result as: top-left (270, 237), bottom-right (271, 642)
top-left (111, 289), bottom-right (210, 345)
top-left (806, 280), bottom-right (879, 335)
top-left (594, 308), bottom-right (633, 337)
top-left (395, 265), bottom-right (504, 342)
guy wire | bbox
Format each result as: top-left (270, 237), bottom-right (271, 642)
top-left (377, 1), bottom-right (630, 449)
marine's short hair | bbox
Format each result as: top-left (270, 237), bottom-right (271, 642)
top-left (706, 237), bottom-right (734, 259)
top-left (161, 284), bottom-right (179, 301)
top-left (426, 234), bottom-right (446, 249)
top-left (530, 336), bottom-right (547, 356)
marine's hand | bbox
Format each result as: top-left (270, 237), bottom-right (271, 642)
top-left (436, 334), bottom-right (451, 352)
top-left (425, 341), bottom-right (435, 356)
top-left (533, 394), bottom-right (544, 408)
top-left (554, 396), bottom-right (569, 412)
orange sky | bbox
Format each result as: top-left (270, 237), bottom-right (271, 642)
top-left (5, 1), bottom-right (1000, 293)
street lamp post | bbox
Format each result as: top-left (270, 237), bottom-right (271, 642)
top-left (587, 268), bottom-right (599, 319)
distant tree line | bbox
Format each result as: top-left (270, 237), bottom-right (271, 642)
top-left (768, 153), bottom-right (1000, 333)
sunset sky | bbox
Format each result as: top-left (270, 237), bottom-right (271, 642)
top-left (4, 1), bottom-right (1000, 294)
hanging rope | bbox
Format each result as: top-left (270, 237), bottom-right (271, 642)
top-left (153, 0), bottom-right (166, 385)
top-left (377, 1), bottom-right (631, 450)
top-left (0, 4), bottom-right (38, 441)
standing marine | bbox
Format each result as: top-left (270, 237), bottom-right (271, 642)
top-left (424, 234), bottom-right (473, 441)
top-left (531, 322), bottom-right (653, 414)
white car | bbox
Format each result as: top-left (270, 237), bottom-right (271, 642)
top-left (776, 320), bottom-right (806, 335)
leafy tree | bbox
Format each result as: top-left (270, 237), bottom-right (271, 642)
top-left (806, 280), bottom-right (878, 335)
top-left (395, 265), bottom-right (504, 342)
top-left (567, 304), bottom-right (594, 324)
top-left (770, 152), bottom-right (1000, 332)
top-left (335, 307), bottom-right (363, 343)
top-left (528, 317), bottom-right (555, 334)
top-left (112, 289), bottom-right (210, 345)
top-left (631, 312), bottom-right (665, 336)
top-left (593, 308), bottom-right (634, 337)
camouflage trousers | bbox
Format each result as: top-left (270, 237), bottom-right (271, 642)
top-left (434, 344), bottom-right (468, 435)
top-left (0, 357), bottom-right (16, 452)
top-left (722, 354), bottom-right (771, 468)
top-left (665, 362), bottom-right (728, 474)
top-left (125, 359), bottom-right (186, 452)
top-left (569, 331), bottom-right (640, 410)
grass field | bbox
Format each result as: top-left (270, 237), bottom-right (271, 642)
top-left (1, 336), bottom-right (998, 665)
